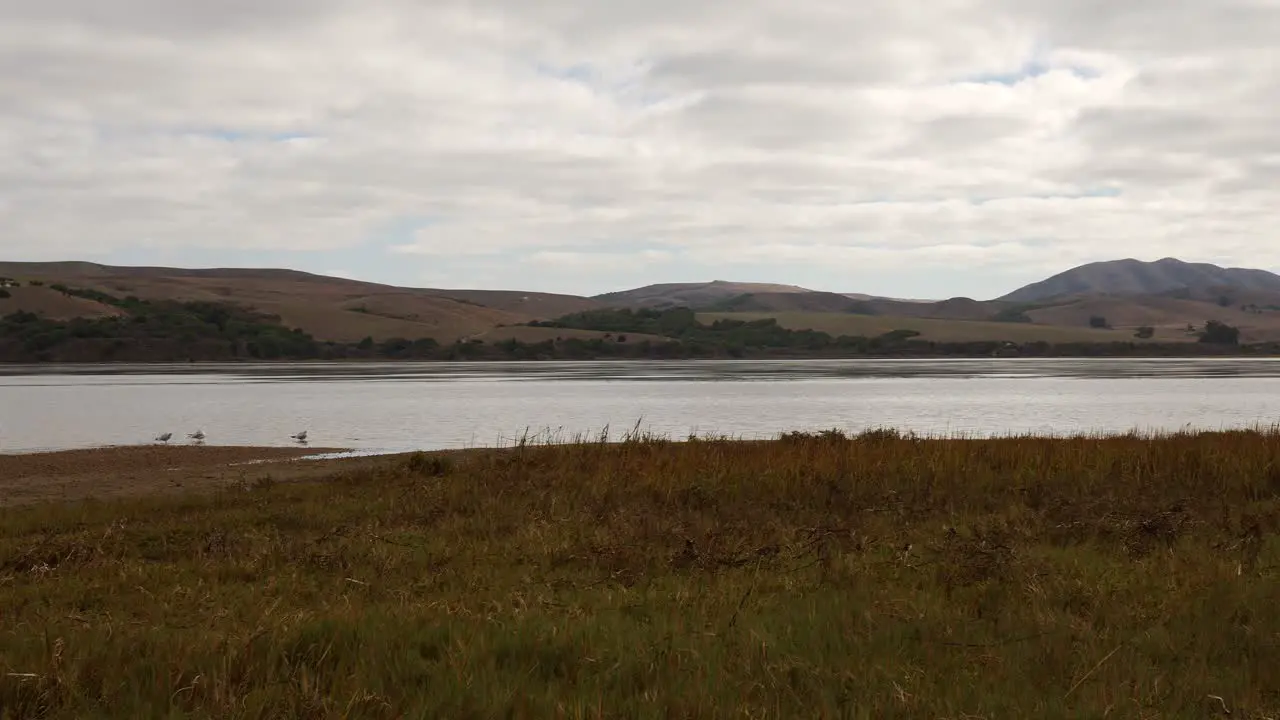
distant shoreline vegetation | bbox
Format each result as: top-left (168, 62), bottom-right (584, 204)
top-left (0, 288), bottom-right (1270, 363)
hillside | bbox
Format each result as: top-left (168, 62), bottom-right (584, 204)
top-left (593, 281), bottom-right (811, 309)
top-left (707, 291), bottom-right (876, 314)
top-left (0, 262), bottom-right (600, 343)
top-left (862, 296), bottom-right (1007, 321)
top-left (6, 260), bottom-right (1280, 356)
top-left (0, 284), bottom-right (124, 320)
top-left (1021, 293), bottom-right (1280, 343)
top-left (1000, 257), bottom-right (1280, 302)
top-left (699, 311), bottom-right (1152, 345)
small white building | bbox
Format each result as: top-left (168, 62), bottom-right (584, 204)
top-left (0, 278), bottom-right (18, 288)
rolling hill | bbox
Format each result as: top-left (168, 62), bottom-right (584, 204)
top-left (698, 312), bottom-right (1151, 345)
top-left (999, 257), bottom-right (1280, 303)
top-left (0, 283), bottom-right (124, 321)
top-left (0, 262), bottom-right (601, 343)
top-left (706, 291), bottom-right (876, 314)
top-left (6, 257), bottom-right (1280, 353)
top-left (592, 281), bottom-right (812, 309)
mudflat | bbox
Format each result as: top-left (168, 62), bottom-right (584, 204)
top-left (0, 445), bottom-right (377, 506)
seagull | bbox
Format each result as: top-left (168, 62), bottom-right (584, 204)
top-left (188, 430), bottom-right (205, 443)
top-left (154, 432), bottom-right (172, 444)
top-left (291, 430), bottom-right (308, 443)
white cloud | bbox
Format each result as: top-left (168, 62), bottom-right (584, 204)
top-left (1, 0), bottom-right (1279, 298)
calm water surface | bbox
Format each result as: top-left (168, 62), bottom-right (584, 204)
top-left (3, 358), bottom-right (1280, 454)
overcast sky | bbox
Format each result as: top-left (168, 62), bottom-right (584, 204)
top-left (2, 1), bottom-right (1278, 299)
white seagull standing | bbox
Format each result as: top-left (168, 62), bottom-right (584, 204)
top-left (188, 430), bottom-right (205, 443)
top-left (154, 432), bottom-right (172, 444)
top-left (291, 430), bottom-right (308, 443)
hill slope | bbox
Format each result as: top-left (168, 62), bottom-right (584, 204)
top-left (707, 291), bottom-right (876, 314)
top-left (1000, 258), bottom-right (1280, 302)
top-left (593, 281), bottom-right (812, 309)
top-left (0, 262), bottom-right (600, 343)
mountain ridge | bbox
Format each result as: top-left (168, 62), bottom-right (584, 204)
top-left (998, 257), bottom-right (1280, 303)
top-left (7, 258), bottom-right (1280, 348)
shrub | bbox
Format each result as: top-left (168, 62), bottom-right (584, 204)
top-left (992, 306), bottom-right (1034, 323)
top-left (405, 452), bottom-right (454, 477)
top-left (1199, 320), bottom-right (1240, 345)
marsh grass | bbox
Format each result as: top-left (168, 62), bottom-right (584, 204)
top-left (2, 429), bottom-right (1279, 718)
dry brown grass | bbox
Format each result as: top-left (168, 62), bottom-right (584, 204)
top-left (1027, 296), bottom-right (1280, 343)
top-left (699, 311), bottom-right (1165, 343)
top-left (0, 286), bottom-right (122, 321)
top-left (595, 281), bottom-right (811, 308)
top-left (421, 289), bottom-right (602, 319)
top-left (1, 430), bottom-right (1278, 718)
top-left (0, 264), bottom-right (600, 344)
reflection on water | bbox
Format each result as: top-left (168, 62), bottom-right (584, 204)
top-left (2, 359), bottom-right (1280, 453)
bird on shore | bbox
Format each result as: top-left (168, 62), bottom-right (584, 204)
top-left (154, 432), bottom-right (172, 444)
top-left (188, 430), bottom-right (205, 443)
top-left (291, 430), bottom-right (308, 443)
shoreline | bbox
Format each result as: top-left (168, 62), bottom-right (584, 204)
top-left (0, 444), bottom-right (412, 507)
top-left (6, 427), bottom-right (1280, 507)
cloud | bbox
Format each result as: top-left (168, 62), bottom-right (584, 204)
top-left (1, 0), bottom-right (1279, 298)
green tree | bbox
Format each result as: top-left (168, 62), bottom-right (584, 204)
top-left (380, 337), bottom-right (412, 357)
top-left (1198, 321), bottom-right (1240, 345)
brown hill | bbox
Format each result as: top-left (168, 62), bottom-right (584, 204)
top-left (999, 257), bottom-right (1280, 303)
top-left (699, 312), bottom-right (1148, 344)
top-left (701, 288), bottom-right (1280, 344)
top-left (423, 289), bottom-right (599, 319)
top-left (593, 281), bottom-right (811, 309)
top-left (865, 297), bottom-right (1007, 321)
top-left (709, 291), bottom-right (875, 314)
top-left (1025, 294), bottom-right (1280, 343)
top-left (0, 262), bottom-right (600, 343)
top-left (0, 284), bottom-right (123, 320)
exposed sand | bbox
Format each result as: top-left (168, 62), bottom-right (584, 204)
top-left (0, 444), bottom-right (409, 507)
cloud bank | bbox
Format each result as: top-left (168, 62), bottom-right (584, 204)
top-left (2, 0), bottom-right (1278, 297)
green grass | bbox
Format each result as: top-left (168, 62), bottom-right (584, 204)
top-left (2, 430), bottom-right (1279, 718)
top-left (698, 311), bottom-right (1174, 344)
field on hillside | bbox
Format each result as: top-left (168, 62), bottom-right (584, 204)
top-left (0, 285), bottom-right (124, 321)
top-left (0, 263), bottom-right (599, 344)
top-left (2, 432), bottom-right (1277, 718)
top-left (699, 311), bottom-right (1173, 344)
top-left (1027, 296), bottom-right (1280, 343)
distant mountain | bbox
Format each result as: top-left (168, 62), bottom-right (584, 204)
top-left (999, 258), bottom-right (1280, 303)
top-left (593, 281), bottom-right (811, 309)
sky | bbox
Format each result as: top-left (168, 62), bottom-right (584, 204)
top-left (2, 0), bottom-right (1279, 300)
